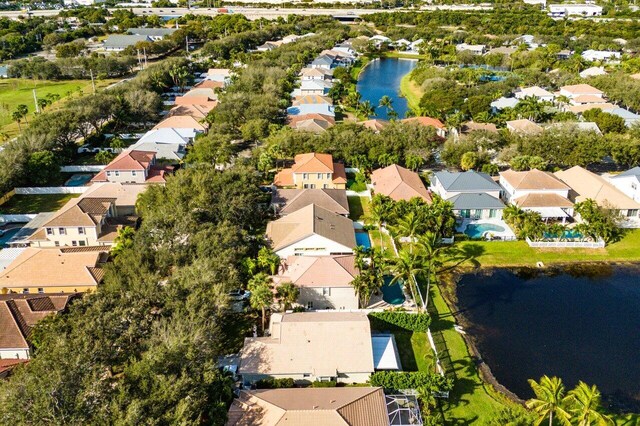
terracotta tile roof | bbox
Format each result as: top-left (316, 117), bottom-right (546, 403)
top-left (41, 197), bottom-right (115, 228)
top-left (566, 103), bottom-right (616, 114)
top-left (265, 204), bottom-right (356, 252)
top-left (167, 104), bottom-right (214, 120)
top-left (174, 97), bottom-right (218, 109)
top-left (332, 163), bottom-right (347, 184)
top-left (273, 168), bottom-right (294, 187)
top-left (561, 83), bottom-right (603, 96)
top-left (500, 169), bottom-right (570, 191)
top-left (0, 294), bottom-right (73, 352)
top-left (0, 358), bottom-right (27, 374)
top-left (506, 119), bottom-right (543, 135)
top-left (194, 79), bottom-right (224, 89)
top-left (555, 166), bottom-right (640, 210)
top-left (227, 387), bottom-right (388, 426)
top-left (514, 193), bottom-right (574, 208)
top-left (288, 113), bottom-right (335, 128)
top-left (81, 182), bottom-right (148, 208)
top-left (239, 312), bottom-right (374, 378)
top-left (292, 95), bottom-right (333, 106)
top-left (401, 116), bottom-right (446, 130)
top-left (103, 150), bottom-right (156, 172)
top-left (273, 255), bottom-right (358, 288)
top-left (153, 115), bottom-right (207, 132)
top-left (371, 164), bottom-right (432, 202)
top-left (271, 189), bottom-right (349, 216)
top-left (0, 248), bottom-right (108, 290)
top-left (461, 122), bottom-right (498, 134)
top-left (358, 119), bottom-right (389, 132)
top-left (292, 153), bottom-right (335, 173)
top-left (572, 94), bottom-right (608, 104)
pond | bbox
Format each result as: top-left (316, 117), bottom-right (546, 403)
top-left (356, 57), bottom-right (418, 120)
top-left (456, 266), bottom-right (640, 412)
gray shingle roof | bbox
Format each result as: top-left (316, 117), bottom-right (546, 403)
top-left (104, 34), bottom-right (151, 49)
top-left (447, 193), bottom-right (505, 210)
top-left (614, 166), bottom-right (640, 179)
top-left (127, 28), bottom-right (177, 37)
top-left (435, 170), bottom-right (501, 192)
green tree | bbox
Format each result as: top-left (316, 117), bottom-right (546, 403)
top-left (526, 376), bottom-right (572, 426)
top-left (257, 246), bottom-right (279, 275)
top-left (566, 382), bottom-right (613, 426)
top-left (95, 150), bottom-right (116, 165)
top-left (111, 226), bottom-right (135, 257)
top-left (25, 151), bottom-right (59, 186)
top-left (248, 273), bottom-right (274, 332)
top-left (275, 282), bottom-right (299, 311)
top-left (460, 151), bottom-right (479, 171)
top-left (391, 249), bottom-right (426, 310)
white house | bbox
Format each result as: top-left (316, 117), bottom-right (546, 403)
top-left (455, 43), bottom-right (486, 55)
top-left (131, 128), bottom-right (189, 161)
top-left (266, 204), bottom-right (356, 257)
top-left (579, 66), bottom-right (607, 78)
top-left (431, 170), bottom-right (502, 200)
top-left (299, 79), bottom-right (333, 95)
top-left (515, 86), bottom-right (555, 102)
top-left (609, 167), bottom-right (640, 203)
top-left (272, 255), bottom-right (360, 310)
top-left (559, 84), bottom-right (604, 99)
top-left (581, 50), bottom-right (621, 62)
top-left (548, 3), bottom-right (602, 17)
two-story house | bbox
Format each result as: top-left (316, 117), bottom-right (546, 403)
top-left (609, 167), bottom-right (640, 203)
top-left (273, 153), bottom-right (347, 189)
top-left (431, 170), bottom-right (505, 220)
top-left (499, 169), bottom-right (574, 223)
top-left (91, 150), bottom-right (171, 184)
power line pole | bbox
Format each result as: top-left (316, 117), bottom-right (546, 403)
top-left (33, 89), bottom-right (39, 113)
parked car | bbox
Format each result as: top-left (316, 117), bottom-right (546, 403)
top-left (228, 289), bottom-right (251, 301)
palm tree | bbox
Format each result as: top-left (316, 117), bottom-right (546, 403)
top-left (11, 111), bottom-right (23, 131)
top-left (391, 211), bottom-right (420, 253)
top-left (566, 382), bottom-right (613, 426)
top-left (250, 283), bottom-right (273, 332)
top-left (358, 100), bottom-right (376, 118)
top-left (368, 200), bottom-right (387, 249)
top-left (415, 232), bottom-right (450, 309)
top-left (16, 104), bottom-right (28, 124)
top-left (379, 95), bottom-right (394, 117)
top-left (257, 246), bottom-right (280, 275)
top-left (526, 376), bottom-right (572, 426)
top-left (391, 249), bottom-right (427, 309)
top-left (275, 282), bottom-right (299, 312)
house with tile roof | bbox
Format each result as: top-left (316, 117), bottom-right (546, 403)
top-left (227, 387), bottom-right (390, 426)
top-left (131, 129), bottom-right (189, 161)
top-left (26, 197), bottom-right (127, 248)
top-left (292, 94), bottom-right (333, 106)
top-left (559, 84), bottom-right (604, 99)
top-left (0, 294), bottom-right (76, 359)
top-left (506, 119), bottom-right (544, 135)
top-left (273, 153), bottom-right (346, 189)
top-left (359, 119), bottom-right (389, 133)
top-left (431, 170), bottom-right (504, 220)
top-left (286, 103), bottom-right (335, 117)
top-left (238, 311), bottom-right (399, 384)
top-left (91, 150), bottom-right (171, 184)
top-left (299, 67), bottom-right (334, 81)
top-left (609, 167), bottom-right (640, 203)
top-left (288, 114), bottom-right (335, 133)
top-left (447, 193), bottom-right (505, 220)
top-left (555, 166), bottom-right (640, 225)
top-left (81, 182), bottom-right (149, 216)
top-left (371, 165), bottom-right (432, 203)
top-left (266, 204), bottom-right (356, 257)
top-left (166, 104), bottom-right (214, 121)
top-left (272, 255), bottom-right (359, 310)
top-left (499, 169), bottom-right (574, 222)
top-left (515, 86), bottom-right (554, 102)
top-left (299, 79), bottom-right (333, 95)
top-left (271, 188), bottom-right (349, 216)
top-left (0, 247), bottom-right (108, 294)
top-left (153, 115), bottom-right (208, 134)
top-left (400, 116), bottom-right (447, 138)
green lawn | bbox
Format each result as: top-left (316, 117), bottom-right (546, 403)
top-left (0, 194), bottom-right (80, 214)
top-left (347, 196), bottom-right (369, 221)
top-left (369, 228), bottom-right (396, 259)
top-left (399, 73), bottom-right (423, 112)
top-left (457, 229), bottom-right (640, 268)
top-left (0, 78), bottom-right (118, 139)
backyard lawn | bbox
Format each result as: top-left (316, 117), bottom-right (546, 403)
top-left (0, 78), bottom-right (119, 139)
top-left (0, 194), bottom-right (79, 214)
top-left (457, 229), bottom-right (640, 268)
top-left (399, 73), bottom-right (423, 112)
top-left (369, 228), bottom-right (396, 258)
top-left (347, 195), bottom-right (369, 221)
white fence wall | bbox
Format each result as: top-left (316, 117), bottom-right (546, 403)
top-left (15, 187), bottom-right (88, 195)
top-left (0, 214), bottom-right (36, 223)
top-left (60, 165), bottom-right (105, 172)
top-left (525, 237), bottom-right (605, 248)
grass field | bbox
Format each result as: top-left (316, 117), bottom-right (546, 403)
top-left (347, 195), bottom-right (369, 221)
top-left (457, 229), bottom-right (640, 268)
top-left (0, 194), bottom-right (79, 214)
top-left (399, 73), bottom-right (424, 112)
top-left (0, 78), bottom-right (118, 139)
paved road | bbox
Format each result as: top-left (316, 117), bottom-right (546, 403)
top-left (0, 5), bottom-right (492, 20)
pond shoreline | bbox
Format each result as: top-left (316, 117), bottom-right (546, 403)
top-left (446, 264), bottom-right (640, 416)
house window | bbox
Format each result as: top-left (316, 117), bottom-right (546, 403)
top-left (46, 228), bottom-right (53, 235)
top-left (78, 227), bottom-right (85, 235)
top-left (131, 171), bottom-right (137, 176)
top-left (22, 288), bottom-right (29, 294)
top-left (59, 228), bottom-right (66, 235)
top-left (106, 171), bottom-right (111, 177)
top-left (54, 241), bottom-right (60, 247)
top-left (72, 241), bottom-right (77, 247)
top-left (322, 287), bottom-right (331, 296)
top-left (489, 209), bottom-right (497, 218)
top-left (115, 171), bottom-right (120, 177)
top-left (303, 184), bottom-right (316, 189)
top-left (79, 241), bottom-right (86, 246)
top-left (627, 209), bottom-right (638, 217)
top-left (327, 173), bottom-right (331, 179)
top-left (38, 288), bottom-right (44, 294)
top-left (307, 301), bottom-right (313, 309)
top-left (317, 173), bottom-right (322, 179)
top-left (303, 173), bottom-right (308, 180)
top-left (303, 373), bottom-right (311, 378)
top-left (460, 209), bottom-right (470, 219)
top-left (323, 184), bottom-right (329, 189)
top-left (632, 183), bottom-right (637, 190)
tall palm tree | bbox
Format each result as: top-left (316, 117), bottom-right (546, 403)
top-left (526, 376), bottom-right (572, 426)
top-left (391, 249), bottom-right (427, 309)
top-left (368, 201), bottom-right (387, 249)
top-left (379, 95), bottom-right (394, 117)
top-left (275, 282), bottom-right (299, 312)
top-left (358, 100), bottom-right (376, 118)
top-left (566, 382), bottom-right (613, 426)
top-left (391, 211), bottom-right (420, 253)
top-left (250, 283), bottom-right (273, 332)
top-left (415, 232), bottom-right (451, 309)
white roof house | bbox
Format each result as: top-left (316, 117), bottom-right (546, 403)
top-left (609, 167), bottom-right (640, 203)
top-left (455, 43), bottom-right (486, 55)
top-left (608, 108), bottom-right (640, 127)
top-left (131, 128), bottom-right (189, 161)
top-left (491, 96), bottom-right (520, 110)
top-left (581, 50), bottom-right (621, 62)
top-left (515, 86), bottom-right (555, 102)
top-left (548, 3), bottom-right (602, 17)
top-left (579, 66), bottom-right (607, 78)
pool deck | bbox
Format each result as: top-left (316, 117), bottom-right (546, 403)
top-left (457, 218), bottom-right (516, 240)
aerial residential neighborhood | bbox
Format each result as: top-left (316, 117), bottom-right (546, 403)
top-left (0, 1), bottom-right (638, 425)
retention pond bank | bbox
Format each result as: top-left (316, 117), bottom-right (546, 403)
top-left (455, 265), bottom-right (640, 413)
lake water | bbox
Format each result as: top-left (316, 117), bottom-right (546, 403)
top-left (356, 57), bottom-right (418, 120)
top-left (456, 266), bottom-right (640, 412)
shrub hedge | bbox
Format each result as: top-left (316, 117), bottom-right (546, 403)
top-left (255, 378), bottom-right (295, 389)
top-left (368, 311), bottom-right (430, 332)
top-left (311, 380), bottom-right (337, 388)
top-left (369, 371), bottom-right (453, 392)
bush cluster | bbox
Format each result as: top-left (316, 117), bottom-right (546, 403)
top-left (369, 371), bottom-right (452, 393)
top-left (311, 381), bottom-right (337, 388)
top-left (368, 311), bottom-right (431, 332)
top-left (255, 378), bottom-right (295, 389)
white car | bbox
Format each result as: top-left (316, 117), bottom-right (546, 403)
top-left (228, 289), bottom-right (251, 301)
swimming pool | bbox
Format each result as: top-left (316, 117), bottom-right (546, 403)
top-left (381, 276), bottom-right (405, 305)
top-left (544, 230), bottom-right (584, 239)
top-left (0, 228), bottom-right (22, 247)
top-left (355, 231), bottom-right (372, 249)
top-left (64, 173), bottom-right (93, 187)
top-left (464, 223), bottom-right (506, 239)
